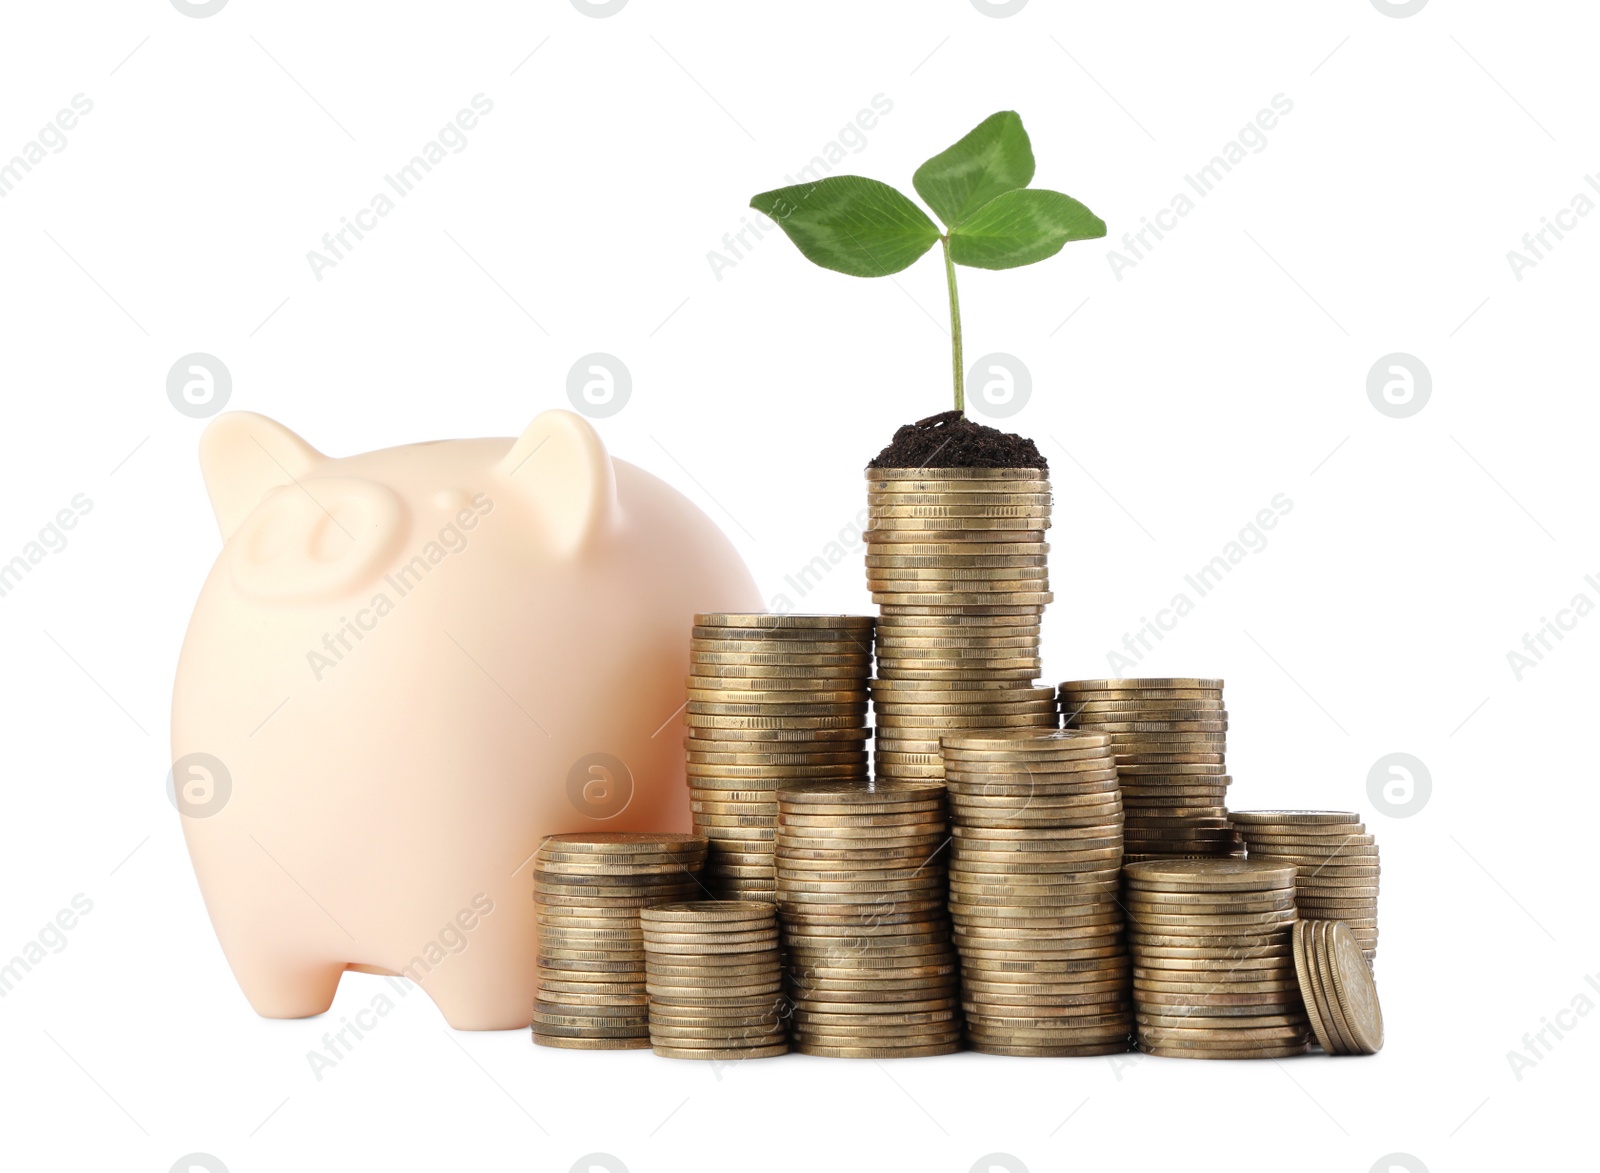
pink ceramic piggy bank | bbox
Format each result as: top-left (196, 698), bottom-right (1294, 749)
top-left (171, 409), bottom-right (759, 1029)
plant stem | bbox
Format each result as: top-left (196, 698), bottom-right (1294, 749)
top-left (941, 234), bottom-right (963, 414)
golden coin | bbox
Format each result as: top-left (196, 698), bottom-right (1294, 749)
top-left (1132, 1017), bottom-right (1305, 1036)
top-left (777, 812), bottom-right (940, 832)
top-left (685, 713), bottom-right (868, 730)
top-left (1073, 720), bottom-right (1228, 733)
top-left (695, 612), bottom-right (874, 629)
top-left (645, 960), bottom-right (781, 979)
top-left (868, 556), bottom-right (1049, 572)
top-left (687, 724), bottom-right (870, 742)
top-left (1228, 810), bottom-right (1361, 826)
top-left (1134, 1042), bottom-right (1308, 1059)
top-left (940, 731), bottom-right (1110, 755)
top-left (690, 654), bottom-right (872, 672)
top-left (687, 661), bottom-right (871, 681)
top-left (1060, 678), bottom-right (1224, 692)
top-left (870, 496), bottom-right (1056, 508)
top-left (641, 937), bottom-right (779, 957)
top-left (688, 767), bottom-right (867, 785)
top-left (533, 1034), bottom-right (652, 1050)
top-left (1121, 890), bottom-right (1296, 910)
top-left (641, 907), bottom-right (777, 932)
top-left (1132, 942), bottom-right (1292, 959)
top-left (866, 564), bottom-right (1050, 581)
top-left (687, 701), bottom-right (868, 717)
top-left (540, 831), bottom-right (705, 853)
top-left (778, 780), bottom-right (946, 804)
top-left (685, 672), bottom-right (870, 691)
top-left (1122, 859), bottom-right (1295, 891)
top-left (690, 628), bottom-right (872, 647)
top-left (870, 640), bottom-right (1043, 659)
top-left (529, 1019), bottom-right (650, 1038)
top-left (866, 489), bottom-right (1052, 505)
top-left (686, 747), bottom-right (867, 765)
top-left (1068, 700), bottom-right (1226, 716)
top-left (878, 714), bottom-right (1056, 731)
top-left (776, 838), bottom-right (948, 858)
top-left (1321, 919), bottom-right (1382, 1053)
top-left (1291, 920), bottom-right (1338, 1053)
top-left (1062, 688), bottom-right (1222, 701)
top-left (1135, 1008), bottom-right (1303, 1027)
top-left (650, 1043), bottom-right (788, 1060)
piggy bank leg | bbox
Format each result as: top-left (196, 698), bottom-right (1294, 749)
top-left (229, 953), bottom-right (346, 1020)
top-left (408, 933), bottom-right (536, 1031)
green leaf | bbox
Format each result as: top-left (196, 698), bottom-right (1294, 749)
top-left (948, 188), bottom-right (1107, 270)
top-left (912, 111), bottom-right (1035, 229)
top-left (750, 176), bottom-right (941, 277)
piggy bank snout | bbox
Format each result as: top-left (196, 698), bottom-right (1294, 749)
top-left (229, 477), bottom-right (407, 603)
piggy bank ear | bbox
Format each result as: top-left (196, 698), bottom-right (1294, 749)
top-left (493, 410), bottom-right (618, 556)
top-left (199, 413), bottom-right (324, 540)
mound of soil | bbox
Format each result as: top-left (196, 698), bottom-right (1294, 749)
top-left (867, 411), bottom-right (1047, 470)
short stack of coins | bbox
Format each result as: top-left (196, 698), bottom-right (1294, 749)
top-left (640, 901), bottom-right (788, 1060)
top-left (685, 613), bottom-right (875, 902)
top-left (940, 730), bottom-right (1132, 1056)
top-left (776, 780), bottom-right (962, 1057)
top-left (1232, 811), bottom-right (1380, 966)
top-left (1292, 919), bottom-right (1384, 1055)
top-left (1058, 678), bottom-right (1241, 861)
top-left (865, 466), bottom-right (1058, 783)
top-left (1123, 859), bottom-right (1311, 1059)
top-left (532, 833), bottom-right (707, 1050)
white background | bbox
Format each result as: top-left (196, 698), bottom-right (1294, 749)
top-left (1, 1), bottom-right (1595, 1171)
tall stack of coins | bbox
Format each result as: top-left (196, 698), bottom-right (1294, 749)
top-left (775, 780), bottom-right (962, 1057)
top-left (1292, 919), bottom-right (1384, 1055)
top-left (685, 613), bottom-right (875, 901)
top-left (940, 730), bottom-right (1132, 1056)
top-left (1232, 811), bottom-right (1380, 966)
top-left (641, 901), bottom-right (788, 1060)
top-left (865, 467), bottom-right (1057, 783)
top-left (1059, 678), bottom-right (1240, 860)
top-left (1123, 859), bottom-right (1311, 1059)
top-left (532, 833), bottom-right (707, 1050)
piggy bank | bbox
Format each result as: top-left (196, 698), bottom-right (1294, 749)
top-left (171, 409), bottom-right (759, 1029)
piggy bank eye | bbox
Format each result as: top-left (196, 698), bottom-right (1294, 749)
top-left (227, 477), bottom-right (407, 602)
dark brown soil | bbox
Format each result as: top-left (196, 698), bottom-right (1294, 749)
top-left (867, 411), bottom-right (1048, 470)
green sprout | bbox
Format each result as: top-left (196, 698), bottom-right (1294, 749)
top-left (751, 111), bottom-right (1106, 414)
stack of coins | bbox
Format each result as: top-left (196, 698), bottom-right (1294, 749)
top-left (1292, 919), bottom-right (1384, 1055)
top-left (865, 467), bottom-right (1057, 783)
top-left (685, 613), bottom-right (875, 901)
top-left (641, 901), bottom-right (788, 1060)
top-left (775, 780), bottom-right (962, 1057)
top-left (1123, 859), bottom-right (1312, 1059)
top-left (940, 730), bottom-right (1132, 1056)
top-left (1232, 811), bottom-right (1380, 966)
top-left (1059, 678), bottom-right (1240, 861)
top-left (532, 833), bottom-right (707, 1050)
